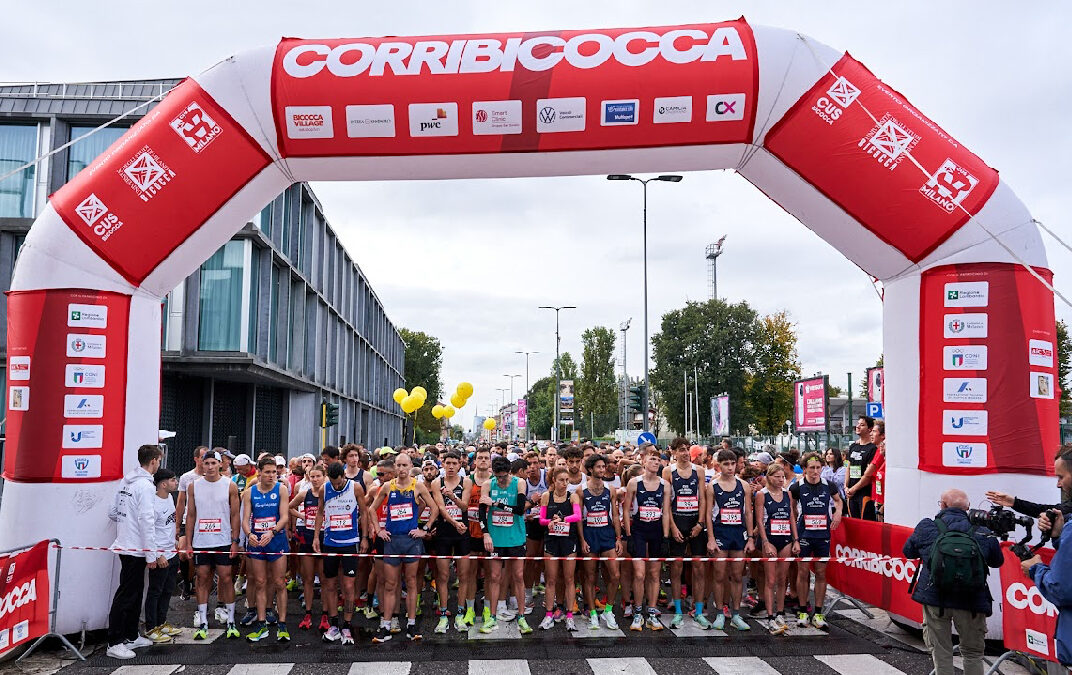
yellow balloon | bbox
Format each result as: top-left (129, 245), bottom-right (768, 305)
top-left (450, 392), bottom-right (466, 409)
top-left (443, 406), bottom-right (455, 419)
top-left (483, 418), bottom-right (497, 431)
top-left (431, 404), bottom-right (444, 419)
top-left (411, 386), bottom-right (427, 400)
top-left (401, 395), bottom-right (420, 414)
top-left (457, 382), bottom-right (474, 398)
top-left (393, 388), bottom-right (408, 404)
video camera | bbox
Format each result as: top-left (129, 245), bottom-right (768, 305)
top-left (967, 504), bottom-right (1059, 560)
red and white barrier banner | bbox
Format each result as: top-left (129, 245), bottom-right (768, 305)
top-left (5, 290), bottom-right (130, 483)
top-left (271, 21), bottom-right (758, 158)
top-left (918, 263), bottom-right (1059, 475)
top-left (0, 541), bottom-right (50, 658)
top-left (765, 54), bottom-right (998, 263)
top-left (826, 517), bottom-right (923, 623)
top-left (999, 543), bottom-right (1059, 663)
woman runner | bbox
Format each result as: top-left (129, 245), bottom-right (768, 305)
top-left (538, 468), bottom-right (582, 631)
top-left (288, 464), bottom-right (326, 631)
top-left (755, 463), bottom-right (799, 634)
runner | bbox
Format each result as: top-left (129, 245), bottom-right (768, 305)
top-left (623, 446), bottom-right (670, 631)
top-left (563, 446), bottom-right (586, 494)
top-left (431, 451), bottom-right (472, 633)
top-left (184, 450), bottom-right (241, 640)
top-left (365, 459), bottom-right (395, 626)
top-left (176, 446), bottom-right (207, 599)
top-left (579, 454), bottom-right (621, 630)
top-left (662, 438), bottom-right (710, 629)
top-left (313, 461), bottom-right (369, 645)
top-left (755, 463), bottom-right (798, 635)
top-left (845, 416), bottom-right (878, 519)
top-left (706, 448), bottom-right (754, 631)
top-left (523, 451), bottom-right (548, 616)
top-left (288, 463), bottom-right (326, 631)
top-left (538, 468), bottom-right (582, 631)
top-left (618, 463), bottom-right (642, 617)
top-left (461, 446), bottom-right (492, 628)
top-left (242, 456), bottom-right (291, 642)
top-left (790, 451), bottom-right (843, 629)
top-left (478, 456), bottom-right (533, 634)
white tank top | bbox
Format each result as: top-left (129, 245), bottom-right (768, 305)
top-left (192, 476), bottom-right (232, 548)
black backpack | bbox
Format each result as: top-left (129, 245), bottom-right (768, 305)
top-left (928, 516), bottom-right (988, 596)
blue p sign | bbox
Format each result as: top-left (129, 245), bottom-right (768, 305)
top-left (866, 402), bottom-right (883, 419)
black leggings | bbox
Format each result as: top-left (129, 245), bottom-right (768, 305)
top-left (144, 558), bottom-right (178, 628)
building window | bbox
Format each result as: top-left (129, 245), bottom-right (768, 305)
top-left (269, 264), bottom-right (281, 363)
top-left (67, 125), bottom-right (126, 180)
top-left (198, 240), bottom-right (244, 351)
top-left (248, 245), bottom-right (260, 353)
top-left (251, 203), bottom-right (272, 235)
top-left (0, 124), bottom-right (37, 218)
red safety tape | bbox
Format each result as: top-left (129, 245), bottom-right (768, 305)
top-left (58, 544), bottom-right (913, 564)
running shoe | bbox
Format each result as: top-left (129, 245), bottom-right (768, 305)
top-left (623, 604), bottom-right (633, 617)
top-left (589, 612), bottom-right (600, 630)
top-left (246, 622), bottom-right (270, 642)
top-left (796, 611), bottom-right (810, 628)
top-left (524, 598), bottom-right (535, 615)
top-left (161, 623), bottom-right (183, 637)
top-left (539, 615), bottom-right (555, 630)
top-left (594, 596), bottom-right (607, 611)
top-left (286, 578), bottom-right (299, 592)
top-left (711, 613), bottom-right (725, 631)
top-left (145, 626), bottom-right (173, 644)
top-left (533, 582), bottom-right (545, 594)
top-left (127, 635), bottom-right (154, 649)
top-left (276, 623), bottom-right (290, 642)
top-left (774, 614), bottom-right (787, 630)
top-left (462, 607), bottom-right (476, 626)
top-left (234, 575), bottom-right (244, 596)
top-left (435, 616), bottom-right (449, 633)
top-left (602, 610), bottom-right (619, 630)
top-left (517, 617), bottom-right (533, 634)
top-left (552, 607), bottom-right (565, 623)
top-left (751, 606), bottom-right (768, 619)
top-left (390, 617), bottom-right (400, 633)
top-left (405, 624), bottom-right (422, 641)
top-left (106, 643), bottom-right (136, 660)
top-left (225, 622), bottom-right (240, 639)
top-left (694, 614), bottom-right (712, 630)
top-left (266, 608), bottom-right (278, 624)
top-left (811, 613), bottom-right (828, 630)
top-left (646, 615), bottom-right (663, 631)
top-left (341, 628), bottom-right (354, 645)
top-left (767, 618), bottom-right (787, 635)
top-left (372, 627), bottom-right (391, 643)
top-left (565, 616), bottom-right (577, 632)
top-left (215, 606), bottom-right (229, 623)
top-left (498, 608), bottom-right (518, 622)
top-left (363, 606), bottom-right (378, 620)
top-left (193, 623), bottom-right (209, 640)
top-left (318, 614), bottom-right (330, 631)
top-left (299, 613), bottom-right (313, 630)
top-left (322, 625), bottom-right (342, 642)
top-left (630, 614), bottom-right (644, 631)
top-left (670, 613), bottom-right (684, 628)
top-left (455, 613), bottom-right (469, 632)
top-left (479, 616), bottom-right (498, 634)
top-left (239, 608), bottom-right (258, 626)
top-left (730, 614), bottom-right (750, 631)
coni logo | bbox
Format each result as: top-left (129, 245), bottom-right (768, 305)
top-left (74, 458), bottom-right (90, 471)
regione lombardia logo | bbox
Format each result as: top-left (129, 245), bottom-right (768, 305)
top-left (169, 101), bottom-right (222, 153)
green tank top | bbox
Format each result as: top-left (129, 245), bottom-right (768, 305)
top-left (487, 476), bottom-right (525, 548)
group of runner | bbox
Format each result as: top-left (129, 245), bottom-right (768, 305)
top-left (163, 420), bottom-right (883, 645)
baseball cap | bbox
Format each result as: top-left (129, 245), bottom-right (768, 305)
top-left (300, 453), bottom-right (316, 461)
top-left (748, 451), bottom-right (774, 465)
top-left (506, 452), bottom-right (519, 462)
top-left (378, 447), bottom-right (398, 457)
top-left (203, 450), bottom-right (222, 462)
top-left (689, 445), bottom-right (704, 462)
top-left (422, 459), bottom-right (438, 469)
top-left (221, 449), bottom-right (235, 460)
top-left (275, 455), bottom-right (286, 466)
top-left (232, 453), bottom-right (252, 466)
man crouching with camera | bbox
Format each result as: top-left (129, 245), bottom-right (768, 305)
top-left (903, 488), bottom-right (1003, 675)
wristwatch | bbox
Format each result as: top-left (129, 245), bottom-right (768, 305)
top-left (231, 537), bottom-right (241, 544)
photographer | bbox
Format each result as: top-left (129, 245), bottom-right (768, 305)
top-left (985, 442), bottom-right (1072, 520)
top-left (1020, 447), bottom-right (1072, 667)
top-left (903, 488), bottom-right (1003, 675)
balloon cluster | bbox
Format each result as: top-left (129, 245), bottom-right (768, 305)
top-left (393, 381), bottom-right (474, 421)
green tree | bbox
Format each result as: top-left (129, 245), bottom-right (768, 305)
top-left (523, 375), bottom-right (556, 440)
top-left (449, 424), bottom-right (465, 441)
top-left (551, 352), bottom-right (578, 381)
top-left (747, 311), bottom-right (802, 435)
top-left (399, 328), bottom-right (443, 438)
top-left (827, 383), bottom-right (844, 398)
top-left (578, 327), bottom-right (618, 436)
top-left (1058, 320), bottom-right (1071, 417)
top-left (651, 299), bottom-right (759, 437)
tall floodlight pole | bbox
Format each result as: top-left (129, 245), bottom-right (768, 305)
top-left (514, 350), bottom-right (539, 442)
top-left (539, 305), bottom-right (576, 444)
top-left (607, 174), bottom-right (682, 432)
top-left (705, 235), bottom-right (727, 301)
top-left (618, 319), bottom-right (630, 431)
top-left (503, 374), bottom-right (521, 441)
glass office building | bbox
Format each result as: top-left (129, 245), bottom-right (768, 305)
top-left (0, 80), bottom-right (404, 472)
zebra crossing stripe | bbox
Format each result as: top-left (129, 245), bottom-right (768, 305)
top-left (815, 654), bottom-right (906, 674)
top-left (113, 667), bottom-right (181, 675)
top-left (702, 656), bottom-right (783, 674)
top-left (348, 663), bottom-right (412, 675)
top-left (588, 657), bottom-right (659, 675)
top-left (227, 664), bottom-right (295, 675)
top-left (469, 659), bottom-right (530, 675)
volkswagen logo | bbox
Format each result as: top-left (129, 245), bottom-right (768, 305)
top-left (538, 106), bottom-right (556, 124)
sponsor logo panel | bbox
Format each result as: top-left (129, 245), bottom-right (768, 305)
top-left (943, 313), bottom-right (987, 339)
top-left (65, 364), bottom-right (105, 389)
top-left (471, 100), bottom-right (522, 135)
top-left (1030, 372), bottom-right (1054, 399)
top-left (1025, 628), bottom-right (1050, 656)
top-left (62, 424), bottom-right (104, 449)
top-left (68, 304), bottom-right (108, 329)
top-left (943, 346), bottom-right (988, 371)
top-left (858, 114), bottom-right (920, 171)
top-left (942, 410), bottom-right (989, 435)
top-left (73, 194), bottom-right (124, 241)
top-left (168, 101), bottom-right (222, 153)
top-left (1029, 339), bottom-right (1054, 367)
top-left (601, 99), bottom-right (638, 126)
top-left (66, 333), bottom-right (106, 359)
top-left (942, 377), bottom-right (987, 403)
top-left (8, 386), bottom-right (29, 411)
top-left (811, 76), bottom-right (860, 125)
top-left (536, 97), bottom-right (587, 133)
top-left (61, 455), bottom-right (102, 479)
top-left (8, 356), bottom-right (30, 381)
top-left (118, 146), bottom-right (175, 202)
top-left (942, 442), bottom-right (987, 468)
top-left (653, 96), bottom-right (692, 123)
top-left (706, 93), bottom-right (746, 122)
top-left (285, 105), bottom-right (334, 139)
top-left (64, 394), bottom-right (104, 418)
top-left (921, 158), bottom-right (979, 213)
top-left (408, 102), bottom-right (459, 137)
top-left (345, 104), bottom-right (395, 138)
top-left (944, 282), bottom-right (989, 308)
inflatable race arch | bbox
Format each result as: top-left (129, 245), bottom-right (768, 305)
top-left (0, 19), bottom-right (1058, 632)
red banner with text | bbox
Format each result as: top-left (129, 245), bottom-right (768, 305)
top-left (765, 54), bottom-right (998, 262)
top-left (999, 543), bottom-right (1058, 663)
top-left (793, 375), bottom-right (828, 432)
top-left (272, 21), bottom-right (758, 157)
top-left (918, 263), bottom-right (1058, 475)
top-left (0, 541), bottom-right (50, 658)
top-left (827, 518), bottom-right (922, 623)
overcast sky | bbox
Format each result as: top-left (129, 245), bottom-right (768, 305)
top-left (4, 2), bottom-right (1071, 431)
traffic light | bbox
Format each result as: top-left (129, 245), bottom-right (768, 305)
top-left (627, 384), bottom-right (644, 412)
top-left (321, 399), bottom-right (340, 428)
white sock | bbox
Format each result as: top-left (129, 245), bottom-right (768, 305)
top-left (197, 603), bottom-right (207, 625)
top-left (508, 596), bottom-right (518, 611)
top-left (226, 602), bottom-right (235, 622)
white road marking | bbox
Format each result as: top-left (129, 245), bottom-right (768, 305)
top-left (227, 664), bottom-right (294, 675)
top-left (348, 663), bottom-right (412, 675)
top-left (588, 657), bottom-right (658, 675)
top-left (113, 667), bottom-right (180, 675)
top-left (470, 660), bottom-right (530, 675)
top-left (703, 656), bottom-right (783, 674)
top-left (815, 654), bottom-right (906, 674)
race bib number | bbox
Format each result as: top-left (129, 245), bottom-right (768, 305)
top-left (849, 465), bottom-right (862, 480)
top-left (468, 506), bottom-right (481, 521)
top-left (639, 505), bottom-right (661, 522)
top-left (329, 514), bottom-right (352, 531)
top-left (875, 479), bottom-right (883, 496)
top-left (304, 505), bottom-right (318, 522)
top-left (419, 507), bottom-right (431, 523)
top-left (676, 495), bottom-right (699, 514)
top-left (390, 502), bottom-right (414, 522)
top-left (253, 517), bottom-right (276, 533)
top-left (719, 508), bottom-right (742, 526)
top-left (804, 514), bottom-right (828, 531)
top-left (586, 511), bottom-right (609, 528)
top-left (770, 519), bottom-right (791, 536)
top-left (445, 503), bottom-right (463, 520)
top-left (548, 520), bottom-right (570, 536)
top-left (197, 518), bottom-right (222, 534)
top-left (491, 511), bottom-right (514, 527)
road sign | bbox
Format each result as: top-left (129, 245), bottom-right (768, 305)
top-left (637, 431), bottom-right (657, 446)
top-left (866, 401), bottom-right (883, 418)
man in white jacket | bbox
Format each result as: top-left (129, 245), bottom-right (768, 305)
top-left (106, 444), bottom-right (164, 659)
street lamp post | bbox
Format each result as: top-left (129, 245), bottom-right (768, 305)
top-left (618, 319), bottom-right (630, 432)
top-left (495, 388), bottom-right (508, 442)
top-left (503, 374), bottom-right (521, 441)
top-left (514, 350), bottom-right (539, 442)
top-left (607, 174), bottom-right (682, 433)
top-left (538, 305), bottom-right (576, 444)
